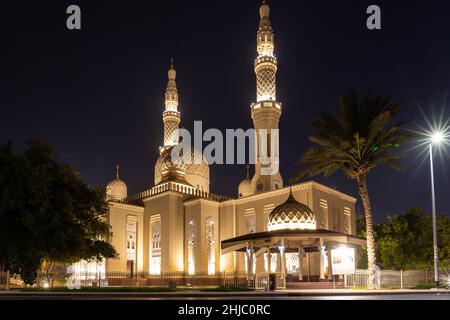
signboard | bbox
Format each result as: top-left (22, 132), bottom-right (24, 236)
top-left (331, 247), bottom-right (355, 275)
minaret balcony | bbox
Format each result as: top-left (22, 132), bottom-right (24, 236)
top-left (163, 110), bottom-right (181, 118)
top-left (255, 55), bottom-right (277, 66)
top-left (251, 101), bottom-right (282, 112)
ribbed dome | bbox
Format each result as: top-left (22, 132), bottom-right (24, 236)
top-left (267, 191), bottom-right (316, 231)
top-left (154, 147), bottom-right (209, 190)
top-left (160, 147), bottom-right (186, 173)
top-left (106, 166), bottom-right (128, 201)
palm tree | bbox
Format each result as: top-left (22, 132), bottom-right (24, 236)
top-left (292, 90), bottom-right (411, 289)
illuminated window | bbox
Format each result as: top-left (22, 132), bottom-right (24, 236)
top-left (319, 199), bottom-right (328, 229)
top-left (187, 218), bottom-right (197, 275)
top-left (333, 208), bottom-right (341, 231)
top-left (264, 253), bottom-right (277, 273)
top-left (285, 253), bottom-right (300, 273)
top-left (206, 217), bottom-right (216, 275)
top-left (244, 209), bottom-right (256, 234)
top-left (150, 216), bottom-right (161, 275)
top-left (126, 217), bottom-right (137, 263)
top-left (344, 207), bottom-right (351, 234)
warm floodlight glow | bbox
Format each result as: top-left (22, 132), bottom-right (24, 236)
top-left (431, 132), bottom-right (444, 145)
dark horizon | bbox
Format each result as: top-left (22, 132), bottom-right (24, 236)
top-left (1, 0), bottom-right (450, 224)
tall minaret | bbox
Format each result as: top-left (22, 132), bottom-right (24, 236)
top-left (251, 0), bottom-right (283, 194)
top-left (161, 58), bottom-right (181, 153)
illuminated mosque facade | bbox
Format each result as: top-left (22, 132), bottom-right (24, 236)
top-left (74, 1), bottom-right (365, 283)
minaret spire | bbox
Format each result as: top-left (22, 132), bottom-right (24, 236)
top-left (161, 58), bottom-right (181, 153)
top-left (256, 0), bottom-right (276, 102)
top-left (251, 1), bottom-right (283, 194)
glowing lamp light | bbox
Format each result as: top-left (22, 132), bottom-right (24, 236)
top-left (431, 132), bottom-right (444, 145)
top-left (43, 282), bottom-right (50, 289)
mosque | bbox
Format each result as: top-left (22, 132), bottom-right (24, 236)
top-left (73, 1), bottom-right (365, 285)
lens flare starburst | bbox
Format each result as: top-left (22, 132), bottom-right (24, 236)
top-left (403, 97), bottom-right (450, 180)
top-left (440, 272), bottom-right (450, 290)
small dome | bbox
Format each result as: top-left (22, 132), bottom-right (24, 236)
top-left (267, 191), bottom-right (316, 231)
top-left (106, 166), bottom-right (128, 201)
top-left (238, 179), bottom-right (253, 198)
top-left (238, 164), bottom-right (253, 198)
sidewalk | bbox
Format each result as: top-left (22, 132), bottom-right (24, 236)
top-left (0, 288), bottom-right (448, 298)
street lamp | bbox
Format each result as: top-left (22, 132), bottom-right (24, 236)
top-left (429, 132), bottom-right (443, 288)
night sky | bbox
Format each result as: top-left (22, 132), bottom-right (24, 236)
top-left (1, 0), bottom-right (450, 223)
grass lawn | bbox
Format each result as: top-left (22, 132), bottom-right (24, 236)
top-left (411, 284), bottom-right (438, 290)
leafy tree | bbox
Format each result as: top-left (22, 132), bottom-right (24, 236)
top-left (377, 207), bottom-right (450, 270)
top-left (0, 139), bottom-right (117, 284)
top-left (292, 90), bottom-right (411, 288)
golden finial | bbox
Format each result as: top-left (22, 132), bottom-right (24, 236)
top-left (116, 165), bottom-right (120, 179)
top-left (170, 57), bottom-right (174, 69)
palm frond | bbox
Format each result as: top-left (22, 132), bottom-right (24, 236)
top-left (292, 90), bottom-right (412, 182)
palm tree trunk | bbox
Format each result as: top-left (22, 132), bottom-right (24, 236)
top-left (357, 175), bottom-right (378, 289)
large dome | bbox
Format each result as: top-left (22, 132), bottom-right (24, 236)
top-left (155, 147), bottom-right (210, 192)
top-left (267, 191), bottom-right (316, 231)
top-left (106, 166), bottom-right (128, 201)
top-left (159, 147), bottom-right (187, 173)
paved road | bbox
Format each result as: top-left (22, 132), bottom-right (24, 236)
top-left (1, 292), bottom-right (449, 300)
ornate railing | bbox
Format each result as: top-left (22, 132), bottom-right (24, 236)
top-left (27, 271), bottom-right (250, 289)
top-left (115, 182), bottom-right (231, 206)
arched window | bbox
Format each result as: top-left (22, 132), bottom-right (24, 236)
top-left (150, 216), bottom-right (161, 275)
top-left (187, 218), bottom-right (197, 275)
top-left (206, 217), bottom-right (216, 275)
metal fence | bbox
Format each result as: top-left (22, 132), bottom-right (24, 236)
top-left (254, 273), bottom-right (286, 291)
top-left (3, 269), bottom-right (447, 290)
top-left (345, 269), bottom-right (448, 289)
top-left (26, 271), bottom-right (251, 289)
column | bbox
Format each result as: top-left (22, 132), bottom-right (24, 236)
top-left (298, 247), bottom-right (304, 281)
top-left (319, 238), bottom-right (326, 280)
top-left (327, 244), bottom-right (333, 280)
top-left (279, 239), bottom-right (286, 275)
top-left (246, 242), bottom-right (254, 281)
